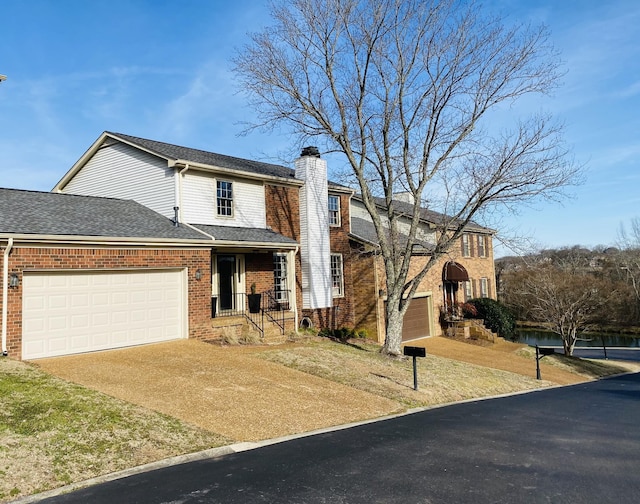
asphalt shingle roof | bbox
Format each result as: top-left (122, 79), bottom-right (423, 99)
top-left (349, 216), bottom-right (434, 252)
top-left (109, 132), bottom-right (299, 180)
top-left (107, 132), bottom-right (350, 190)
top-left (192, 224), bottom-right (297, 245)
top-left (353, 195), bottom-right (493, 234)
top-left (0, 188), bottom-right (209, 240)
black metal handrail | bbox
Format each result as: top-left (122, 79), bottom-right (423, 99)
top-left (211, 290), bottom-right (292, 337)
top-left (263, 289), bottom-right (290, 334)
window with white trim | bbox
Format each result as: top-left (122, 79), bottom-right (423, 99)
top-left (328, 195), bottom-right (340, 226)
top-left (462, 233), bottom-right (471, 257)
top-left (477, 235), bottom-right (486, 257)
top-left (330, 254), bottom-right (344, 298)
top-left (273, 253), bottom-right (288, 302)
top-left (480, 277), bottom-right (489, 298)
top-left (464, 280), bottom-right (473, 301)
top-left (216, 180), bottom-right (233, 217)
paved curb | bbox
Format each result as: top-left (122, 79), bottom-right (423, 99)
top-left (14, 369), bottom-right (640, 503)
top-left (10, 380), bottom-right (580, 504)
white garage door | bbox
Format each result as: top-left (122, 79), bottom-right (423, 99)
top-left (22, 269), bottom-right (186, 360)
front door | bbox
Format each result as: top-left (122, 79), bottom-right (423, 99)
top-left (217, 255), bottom-right (236, 311)
top-left (443, 281), bottom-right (458, 313)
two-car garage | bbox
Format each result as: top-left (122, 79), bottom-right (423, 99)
top-left (21, 269), bottom-right (187, 360)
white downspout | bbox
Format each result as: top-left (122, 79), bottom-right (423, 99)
top-left (173, 163), bottom-right (190, 224)
top-left (2, 238), bottom-right (14, 356)
top-left (291, 246), bottom-right (300, 333)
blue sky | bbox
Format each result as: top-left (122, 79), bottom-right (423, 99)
top-left (0, 0), bottom-right (638, 256)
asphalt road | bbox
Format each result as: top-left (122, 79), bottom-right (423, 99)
top-left (571, 347), bottom-right (640, 362)
top-left (40, 373), bottom-right (640, 504)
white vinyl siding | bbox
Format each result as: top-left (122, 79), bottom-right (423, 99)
top-left (62, 142), bottom-right (175, 219)
top-left (22, 269), bottom-right (186, 359)
top-left (182, 171), bottom-right (266, 227)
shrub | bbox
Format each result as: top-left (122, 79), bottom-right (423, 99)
top-left (467, 298), bottom-right (516, 339)
top-left (319, 327), bottom-right (367, 342)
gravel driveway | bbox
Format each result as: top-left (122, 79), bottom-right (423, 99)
top-left (34, 340), bottom-right (402, 442)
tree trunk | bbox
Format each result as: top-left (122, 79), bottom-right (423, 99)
top-left (562, 328), bottom-right (576, 356)
top-left (383, 302), bottom-right (405, 356)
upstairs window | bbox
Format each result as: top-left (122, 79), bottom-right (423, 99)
top-left (331, 254), bottom-right (344, 298)
top-left (217, 180), bottom-right (233, 217)
top-left (328, 195), bottom-right (341, 226)
top-left (462, 233), bottom-right (471, 257)
top-left (477, 235), bottom-right (487, 257)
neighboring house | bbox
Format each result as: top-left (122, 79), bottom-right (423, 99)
top-left (348, 195), bottom-right (496, 342)
top-left (1, 131), bottom-right (496, 360)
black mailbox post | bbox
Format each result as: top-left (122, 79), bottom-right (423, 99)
top-left (535, 345), bottom-right (556, 380)
top-left (403, 346), bottom-right (426, 390)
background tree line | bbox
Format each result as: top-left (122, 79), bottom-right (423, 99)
top-left (496, 226), bottom-right (640, 354)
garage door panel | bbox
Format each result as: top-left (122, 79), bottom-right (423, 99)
top-left (48, 316), bottom-right (67, 331)
top-left (49, 295), bottom-right (68, 309)
top-left (22, 269), bottom-right (186, 359)
top-left (402, 296), bottom-right (431, 342)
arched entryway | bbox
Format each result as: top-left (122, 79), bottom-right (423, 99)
top-left (442, 261), bottom-right (469, 314)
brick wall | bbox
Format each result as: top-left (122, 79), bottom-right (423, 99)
top-left (264, 184), bottom-right (304, 323)
top-left (0, 245), bottom-right (213, 359)
top-left (265, 184), bottom-right (300, 241)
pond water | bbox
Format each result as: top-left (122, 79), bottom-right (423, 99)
top-left (513, 329), bottom-right (640, 348)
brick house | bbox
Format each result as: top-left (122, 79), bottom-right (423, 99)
top-left (348, 195), bottom-right (496, 342)
top-left (1, 131), bottom-right (496, 359)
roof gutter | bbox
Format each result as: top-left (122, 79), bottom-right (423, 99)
top-left (2, 238), bottom-right (13, 356)
top-left (209, 240), bottom-right (298, 250)
top-left (0, 234), bottom-right (214, 247)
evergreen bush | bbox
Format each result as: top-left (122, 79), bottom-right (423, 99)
top-left (467, 298), bottom-right (516, 339)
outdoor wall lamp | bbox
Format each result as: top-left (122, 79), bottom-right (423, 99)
top-left (194, 268), bottom-right (203, 281)
top-left (9, 273), bottom-right (19, 289)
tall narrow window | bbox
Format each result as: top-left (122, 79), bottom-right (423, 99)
top-left (330, 254), bottom-right (344, 297)
top-left (217, 180), bottom-right (233, 217)
top-left (328, 195), bottom-right (340, 226)
top-left (462, 234), bottom-right (471, 257)
top-left (464, 280), bottom-right (473, 301)
top-left (477, 235), bottom-right (486, 257)
top-left (480, 278), bottom-right (489, 298)
top-left (273, 253), bottom-right (288, 303)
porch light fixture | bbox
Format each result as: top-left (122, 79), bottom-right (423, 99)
top-left (9, 273), bottom-right (19, 289)
top-left (194, 268), bottom-right (203, 281)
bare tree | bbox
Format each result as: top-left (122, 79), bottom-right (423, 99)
top-left (234, 0), bottom-right (581, 355)
top-left (503, 262), bottom-right (612, 356)
top-left (614, 218), bottom-right (640, 320)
